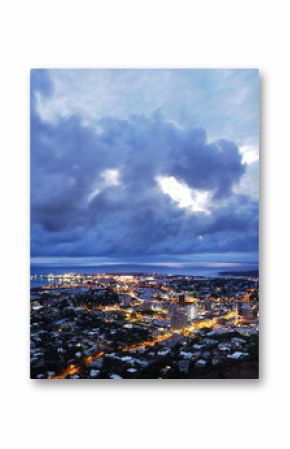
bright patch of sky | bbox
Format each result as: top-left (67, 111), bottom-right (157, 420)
top-left (156, 176), bottom-right (212, 214)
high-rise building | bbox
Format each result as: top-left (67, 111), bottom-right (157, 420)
top-left (185, 304), bottom-right (196, 321)
top-left (169, 303), bottom-right (196, 329)
top-left (179, 293), bottom-right (185, 303)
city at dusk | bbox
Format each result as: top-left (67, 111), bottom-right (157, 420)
top-left (31, 69), bottom-right (259, 379)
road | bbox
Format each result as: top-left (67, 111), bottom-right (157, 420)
top-left (48, 310), bottom-right (236, 379)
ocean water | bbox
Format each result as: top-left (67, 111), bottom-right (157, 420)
top-left (30, 262), bottom-right (258, 288)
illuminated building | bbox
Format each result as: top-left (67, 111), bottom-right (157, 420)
top-left (185, 304), bottom-right (196, 321)
top-left (169, 303), bottom-right (195, 329)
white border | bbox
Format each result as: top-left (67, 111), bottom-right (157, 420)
top-left (1, 1), bottom-right (288, 448)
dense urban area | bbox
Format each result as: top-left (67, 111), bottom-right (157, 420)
top-left (30, 272), bottom-right (259, 379)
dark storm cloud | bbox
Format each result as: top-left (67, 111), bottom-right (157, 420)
top-left (172, 130), bottom-right (245, 198)
top-left (31, 70), bottom-right (258, 257)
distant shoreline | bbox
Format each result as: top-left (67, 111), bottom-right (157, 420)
top-left (218, 270), bottom-right (259, 277)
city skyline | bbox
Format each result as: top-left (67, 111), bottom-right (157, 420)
top-left (30, 69), bottom-right (259, 380)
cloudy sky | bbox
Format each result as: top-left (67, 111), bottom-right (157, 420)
top-left (31, 69), bottom-right (259, 264)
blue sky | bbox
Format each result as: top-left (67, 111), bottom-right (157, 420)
top-left (31, 69), bottom-right (259, 264)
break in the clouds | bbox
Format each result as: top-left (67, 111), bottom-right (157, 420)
top-left (31, 69), bottom-right (259, 261)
